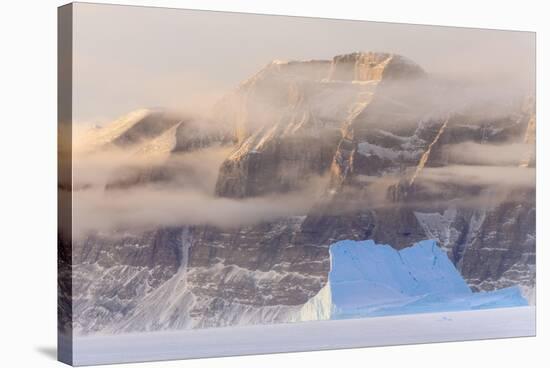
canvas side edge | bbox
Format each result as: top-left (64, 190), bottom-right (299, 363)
top-left (58, 3), bottom-right (74, 366)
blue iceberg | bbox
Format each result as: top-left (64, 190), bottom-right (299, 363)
top-left (329, 239), bottom-right (528, 319)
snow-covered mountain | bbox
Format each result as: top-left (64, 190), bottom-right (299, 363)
top-left (74, 108), bottom-right (234, 190)
top-left (77, 109), bottom-right (180, 152)
top-left (64, 52), bottom-right (535, 336)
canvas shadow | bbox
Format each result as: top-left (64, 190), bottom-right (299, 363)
top-left (36, 346), bottom-right (57, 360)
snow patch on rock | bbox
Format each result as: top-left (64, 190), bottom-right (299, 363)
top-left (414, 209), bottom-right (460, 253)
top-left (291, 282), bottom-right (332, 322)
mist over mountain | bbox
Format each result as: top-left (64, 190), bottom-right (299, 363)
top-left (63, 51), bottom-right (535, 335)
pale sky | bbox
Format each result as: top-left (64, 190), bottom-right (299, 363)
top-left (72, 2), bottom-right (535, 124)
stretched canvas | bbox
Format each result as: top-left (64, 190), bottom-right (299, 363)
top-left (58, 3), bottom-right (536, 366)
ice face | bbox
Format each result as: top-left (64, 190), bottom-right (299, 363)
top-left (328, 239), bottom-right (528, 319)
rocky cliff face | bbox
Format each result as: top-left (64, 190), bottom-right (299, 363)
top-left (70, 52), bottom-right (536, 334)
top-left (214, 53), bottom-right (424, 198)
top-left (323, 75), bottom-right (535, 295)
top-left (328, 52), bottom-right (425, 82)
